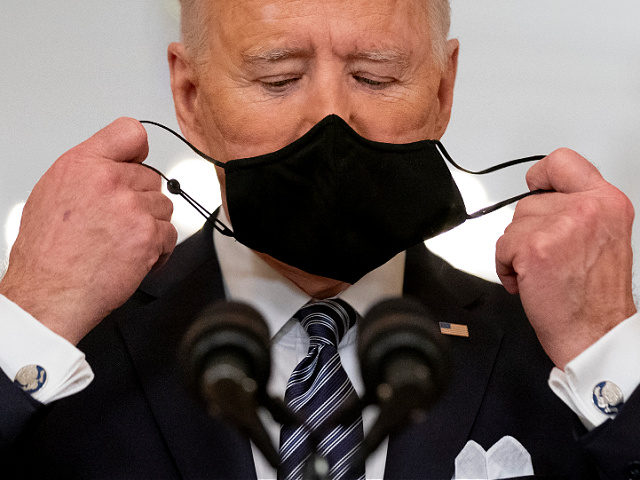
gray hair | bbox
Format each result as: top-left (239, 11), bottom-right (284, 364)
top-left (428, 0), bottom-right (452, 69)
top-left (179, 0), bottom-right (451, 69)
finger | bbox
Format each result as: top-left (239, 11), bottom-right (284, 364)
top-left (149, 220), bottom-right (178, 271)
top-left (526, 148), bottom-right (605, 194)
top-left (155, 220), bottom-right (178, 265)
top-left (495, 232), bottom-right (519, 294)
top-left (513, 191), bottom-right (567, 219)
top-left (495, 213), bottom-right (555, 293)
top-left (496, 270), bottom-right (519, 295)
top-left (495, 215), bottom-right (546, 294)
top-left (136, 191), bottom-right (174, 221)
top-left (119, 162), bottom-right (163, 192)
top-left (82, 117), bottom-right (149, 164)
top-left (495, 251), bottom-right (518, 294)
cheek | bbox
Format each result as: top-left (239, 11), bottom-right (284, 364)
top-left (196, 70), bottom-right (443, 160)
top-left (197, 83), bottom-right (310, 161)
top-left (351, 84), bottom-right (441, 143)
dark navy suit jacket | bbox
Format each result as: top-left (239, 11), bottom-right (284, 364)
top-left (1, 218), bottom-right (639, 479)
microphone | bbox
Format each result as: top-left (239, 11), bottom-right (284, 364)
top-left (180, 301), bottom-right (282, 468)
top-left (357, 297), bottom-right (451, 458)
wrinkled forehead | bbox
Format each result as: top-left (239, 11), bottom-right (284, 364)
top-left (205, 0), bottom-right (433, 61)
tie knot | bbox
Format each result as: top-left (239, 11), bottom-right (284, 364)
top-left (294, 298), bottom-right (357, 348)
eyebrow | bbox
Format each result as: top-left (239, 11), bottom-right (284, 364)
top-left (241, 47), bottom-right (313, 65)
top-left (241, 46), bottom-right (411, 73)
top-left (346, 50), bottom-right (411, 70)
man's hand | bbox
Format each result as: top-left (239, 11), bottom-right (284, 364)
top-left (0, 118), bottom-right (177, 345)
top-left (495, 148), bottom-right (636, 369)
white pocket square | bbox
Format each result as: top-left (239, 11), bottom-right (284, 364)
top-left (453, 436), bottom-right (533, 479)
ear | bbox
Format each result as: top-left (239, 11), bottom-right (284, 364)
top-left (433, 39), bottom-right (459, 139)
top-left (167, 42), bottom-right (207, 149)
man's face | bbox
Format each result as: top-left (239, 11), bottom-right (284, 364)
top-left (171, 0), bottom-right (458, 164)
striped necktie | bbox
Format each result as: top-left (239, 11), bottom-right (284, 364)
top-left (278, 298), bottom-right (366, 480)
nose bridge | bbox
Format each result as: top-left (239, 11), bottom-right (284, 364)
top-left (305, 61), bottom-right (352, 125)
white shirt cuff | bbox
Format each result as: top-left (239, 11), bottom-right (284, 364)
top-left (548, 312), bottom-right (640, 430)
top-left (0, 294), bottom-right (94, 403)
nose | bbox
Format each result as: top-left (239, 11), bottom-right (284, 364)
top-left (300, 62), bottom-right (355, 132)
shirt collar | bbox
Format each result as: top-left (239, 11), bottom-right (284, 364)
top-left (213, 209), bottom-right (405, 339)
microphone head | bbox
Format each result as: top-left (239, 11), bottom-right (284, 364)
top-left (357, 297), bottom-right (450, 408)
top-left (180, 301), bottom-right (286, 468)
top-left (180, 300), bottom-right (271, 404)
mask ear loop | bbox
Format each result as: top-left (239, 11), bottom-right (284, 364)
top-left (140, 120), bottom-right (226, 168)
top-left (138, 121), bottom-right (233, 237)
top-left (138, 121), bottom-right (550, 228)
top-left (434, 141), bottom-right (550, 219)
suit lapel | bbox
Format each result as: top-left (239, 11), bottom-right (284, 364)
top-left (116, 219), bottom-right (257, 480)
top-left (384, 244), bottom-right (505, 479)
top-left (115, 223), bottom-right (505, 479)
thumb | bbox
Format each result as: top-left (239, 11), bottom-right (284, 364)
top-left (526, 147), bottom-right (604, 194)
top-left (81, 117), bottom-right (149, 164)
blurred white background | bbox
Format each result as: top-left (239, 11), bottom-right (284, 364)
top-left (1, 1), bottom-right (639, 292)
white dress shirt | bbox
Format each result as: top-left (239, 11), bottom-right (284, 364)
top-left (212, 211), bottom-right (404, 479)
top-left (1, 211), bottom-right (639, 479)
top-left (0, 295), bottom-right (93, 403)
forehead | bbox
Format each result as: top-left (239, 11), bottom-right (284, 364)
top-left (206, 0), bottom-right (432, 59)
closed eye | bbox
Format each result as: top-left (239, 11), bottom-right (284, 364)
top-left (260, 77), bottom-right (301, 93)
top-left (353, 75), bottom-right (395, 90)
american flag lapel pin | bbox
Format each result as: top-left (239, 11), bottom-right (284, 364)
top-left (439, 322), bottom-right (469, 338)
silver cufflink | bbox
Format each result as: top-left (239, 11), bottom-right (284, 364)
top-left (14, 364), bottom-right (47, 394)
top-left (592, 380), bottom-right (624, 415)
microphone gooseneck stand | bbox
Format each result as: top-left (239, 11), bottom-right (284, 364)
top-left (358, 297), bottom-right (451, 457)
top-left (180, 300), bottom-right (330, 478)
top-left (181, 300), bottom-right (284, 467)
top-left (181, 297), bottom-right (450, 479)
top-left (327, 297), bottom-right (452, 479)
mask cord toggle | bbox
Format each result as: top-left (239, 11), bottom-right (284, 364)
top-left (138, 120), bottom-right (551, 232)
top-left (137, 149), bottom-right (234, 238)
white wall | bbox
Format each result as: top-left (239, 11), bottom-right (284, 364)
top-left (2, 1), bottom-right (639, 292)
top-left (429, 1), bottom-right (640, 286)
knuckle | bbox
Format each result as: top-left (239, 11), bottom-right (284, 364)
top-left (495, 233), bottom-right (510, 258)
top-left (93, 164), bottom-right (121, 192)
top-left (500, 222), bottom-right (514, 237)
top-left (525, 232), bottom-right (552, 264)
top-left (131, 221), bottom-right (159, 268)
top-left (524, 167), bottom-right (535, 187)
top-left (162, 194), bottom-right (174, 216)
top-left (118, 190), bottom-right (139, 214)
top-left (550, 147), bottom-right (577, 159)
top-left (163, 195), bottom-right (174, 218)
top-left (524, 169), bottom-right (547, 192)
top-left (542, 147), bottom-right (589, 179)
top-left (127, 212), bottom-right (154, 241)
top-left (574, 197), bottom-right (600, 222)
top-left (133, 164), bottom-right (161, 191)
top-left (139, 226), bottom-right (161, 266)
top-left (150, 172), bottom-right (163, 191)
top-left (610, 189), bottom-right (634, 221)
top-left (547, 148), bottom-right (584, 169)
top-left (167, 223), bottom-right (179, 248)
top-left (513, 197), bottom-right (533, 218)
top-left (555, 215), bottom-right (578, 237)
top-left (138, 216), bottom-right (157, 243)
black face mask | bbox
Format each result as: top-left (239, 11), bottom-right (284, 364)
top-left (141, 116), bottom-right (546, 284)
